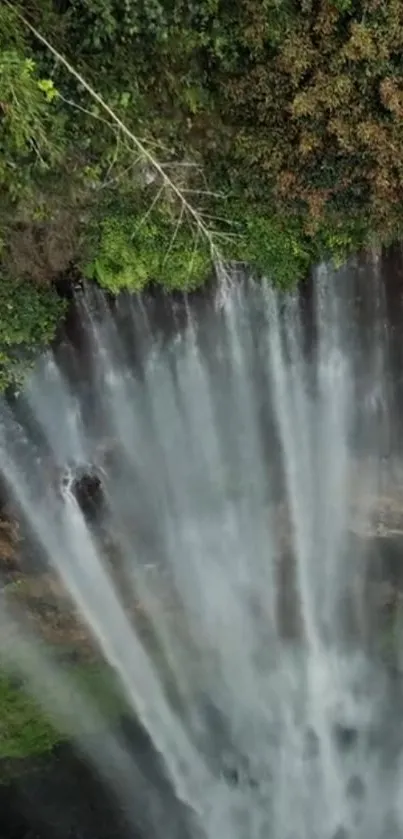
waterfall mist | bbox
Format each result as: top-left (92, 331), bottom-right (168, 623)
top-left (1, 257), bottom-right (403, 839)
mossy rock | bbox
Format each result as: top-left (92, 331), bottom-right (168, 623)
top-left (0, 662), bottom-right (129, 775)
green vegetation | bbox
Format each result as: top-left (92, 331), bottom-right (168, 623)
top-left (0, 674), bottom-right (56, 760)
top-left (0, 662), bottom-right (127, 768)
top-left (84, 204), bottom-right (212, 292)
top-left (2, 0), bottom-right (403, 384)
top-left (0, 277), bottom-right (65, 391)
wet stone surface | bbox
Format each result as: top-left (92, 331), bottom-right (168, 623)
top-left (0, 718), bottom-right (196, 839)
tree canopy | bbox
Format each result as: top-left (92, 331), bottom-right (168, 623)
top-left (1, 0), bottom-right (403, 385)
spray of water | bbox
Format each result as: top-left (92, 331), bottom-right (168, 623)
top-left (1, 259), bottom-right (402, 839)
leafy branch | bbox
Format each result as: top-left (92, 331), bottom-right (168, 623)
top-left (6, 1), bottom-right (230, 280)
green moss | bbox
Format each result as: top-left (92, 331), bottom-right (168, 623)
top-left (0, 663), bottom-right (128, 764)
top-left (0, 276), bottom-right (66, 392)
top-left (0, 675), bottom-right (56, 759)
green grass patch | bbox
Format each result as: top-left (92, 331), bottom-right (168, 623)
top-left (0, 662), bottom-right (128, 764)
top-left (0, 674), bottom-right (56, 760)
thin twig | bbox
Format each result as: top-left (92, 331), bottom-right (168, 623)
top-left (103, 129), bottom-right (122, 183)
top-left (210, 231), bottom-right (240, 242)
top-left (57, 93), bottom-right (117, 129)
top-left (132, 183), bottom-right (166, 237)
top-left (199, 212), bottom-right (241, 227)
top-left (8, 4), bottom-right (224, 264)
top-left (161, 203), bottom-right (185, 267)
top-left (159, 161), bottom-right (202, 170)
top-left (181, 189), bottom-right (226, 199)
top-left (99, 155), bottom-right (143, 190)
top-left (187, 224), bottom-right (201, 281)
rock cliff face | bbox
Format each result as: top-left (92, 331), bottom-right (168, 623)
top-left (2, 459), bottom-right (403, 661)
top-left (263, 461), bottom-right (403, 651)
top-left (0, 497), bottom-right (95, 659)
top-left (0, 511), bottom-right (21, 580)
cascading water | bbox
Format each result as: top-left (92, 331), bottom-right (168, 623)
top-left (1, 257), bottom-right (403, 839)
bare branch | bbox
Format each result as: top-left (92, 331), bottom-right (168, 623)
top-left (103, 130), bottom-right (122, 183)
top-left (99, 156), bottom-right (143, 190)
top-left (210, 231), bottom-right (240, 242)
top-left (199, 212), bottom-right (241, 227)
top-left (133, 183), bottom-right (166, 236)
top-left (187, 225), bottom-right (201, 281)
top-left (7, 1), bottom-right (228, 270)
top-left (181, 189), bottom-right (226, 199)
top-left (57, 93), bottom-right (117, 129)
top-left (161, 203), bottom-right (185, 267)
top-left (159, 161), bottom-right (203, 170)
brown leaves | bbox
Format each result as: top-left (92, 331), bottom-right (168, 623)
top-left (291, 73), bottom-right (353, 119)
top-left (191, 0), bottom-right (403, 246)
top-left (380, 77), bottom-right (403, 120)
top-left (279, 31), bottom-right (315, 86)
top-left (343, 22), bottom-right (378, 62)
top-left (240, 0), bottom-right (272, 54)
top-left (276, 170), bottom-right (298, 198)
top-left (313, 1), bottom-right (340, 39)
top-left (298, 132), bottom-right (321, 158)
top-left (327, 118), bottom-right (355, 153)
top-left (305, 189), bottom-right (328, 230)
top-left (291, 90), bottom-right (316, 118)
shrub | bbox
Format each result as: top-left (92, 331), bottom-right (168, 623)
top-left (4, 0), bottom-right (403, 307)
top-left (0, 276), bottom-right (65, 392)
top-left (84, 209), bottom-right (212, 292)
top-left (228, 208), bottom-right (313, 286)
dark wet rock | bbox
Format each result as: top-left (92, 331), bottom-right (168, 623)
top-left (368, 536), bottom-right (403, 591)
top-left (0, 743), bottom-right (136, 839)
top-left (70, 469), bottom-right (104, 521)
top-left (222, 764), bottom-right (242, 786)
top-left (0, 717), bottom-right (198, 839)
top-left (52, 263), bottom-right (84, 301)
top-left (333, 723), bottom-right (359, 751)
top-left (0, 511), bottom-right (21, 581)
top-left (221, 762), bottom-right (259, 790)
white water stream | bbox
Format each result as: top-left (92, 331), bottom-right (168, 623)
top-left (1, 260), bottom-right (403, 839)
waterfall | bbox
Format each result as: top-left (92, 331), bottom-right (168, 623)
top-left (1, 258), bottom-right (403, 839)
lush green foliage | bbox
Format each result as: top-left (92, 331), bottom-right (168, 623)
top-left (0, 276), bottom-right (65, 392)
top-left (0, 673), bottom-right (56, 761)
top-left (2, 0), bottom-right (403, 381)
top-left (84, 205), bottom-right (212, 292)
top-left (0, 662), bottom-right (127, 767)
top-left (0, 7), bottom-right (63, 208)
top-left (226, 207), bottom-right (313, 287)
